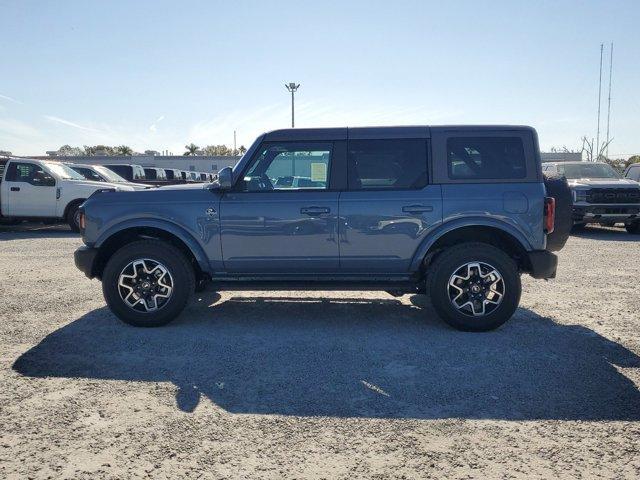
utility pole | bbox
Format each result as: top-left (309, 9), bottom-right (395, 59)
top-left (605, 43), bottom-right (614, 159)
top-left (285, 82), bottom-right (300, 128)
top-left (233, 130), bottom-right (237, 153)
top-left (595, 43), bottom-right (603, 162)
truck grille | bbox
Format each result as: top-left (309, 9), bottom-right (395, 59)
top-left (586, 188), bottom-right (640, 204)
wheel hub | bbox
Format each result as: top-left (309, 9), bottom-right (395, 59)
top-left (447, 261), bottom-right (505, 317)
top-left (117, 259), bottom-right (173, 312)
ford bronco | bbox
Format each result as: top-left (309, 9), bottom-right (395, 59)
top-left (74, 126), bottom-right (569, 331)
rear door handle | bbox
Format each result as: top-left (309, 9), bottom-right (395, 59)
top-left (301, 206), bottom-right (330, 215)
top-left (10, 187), bottom-right (20, 192)
top-left (402, 205), bottom-right (433, 214)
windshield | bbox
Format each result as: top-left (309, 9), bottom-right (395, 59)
top-left (94, 165), bottom-right (127, 183)
top-left (44, 162), bottom-right (86, 180)
top-left (558, 163), bottom-right (620, 179)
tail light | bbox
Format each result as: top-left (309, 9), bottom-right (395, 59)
top-left (544, 197), bottom-right (555, 234)
top-left (78, 212), bottom-right (86, 230)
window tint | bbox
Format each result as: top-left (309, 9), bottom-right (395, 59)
top-left (72, 167), bottom-right (103, 181)
top-left (348, 139), bottom-right (427, 190)
top-left (107, 165), bottom-right (128, 178)
top-left (5, 162), bottom-right (55, 186)
top-left (447, 137), bottom-right (526, 180)
top-left (242, 142), bottom-right (331, 192)
top-left (627, 166), bottom-right (640, 181)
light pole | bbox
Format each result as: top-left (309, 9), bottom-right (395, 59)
top-left (285, 82), bottom-right (300, 128)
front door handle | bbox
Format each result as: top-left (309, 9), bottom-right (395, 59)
top-left (402, 205), bottom-right (433, 214)
top-left (10, 187), bottom-right (20, 192)
top-left (301, 206), bottom-right (330, 216)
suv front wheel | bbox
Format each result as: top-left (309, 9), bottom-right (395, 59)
top-left (102, 239), bottom-right (195, 327)
top-left (429, 243), bottom-right (521, 331)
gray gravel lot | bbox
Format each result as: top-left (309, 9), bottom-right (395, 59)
top-left (1, 223), bottom-right (639, 479)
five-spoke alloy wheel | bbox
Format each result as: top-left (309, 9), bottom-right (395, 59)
top-left (118, 258), bottom-right (174, 312)
top-left (430, 243), bottom-right (521, 331)
top-left (447, 261), bottom-right (504, 317)
top-left (103, 239), bottom-right (195, 327)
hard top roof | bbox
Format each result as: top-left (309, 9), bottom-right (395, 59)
top-left (263, 125), bottom-right (534, 141)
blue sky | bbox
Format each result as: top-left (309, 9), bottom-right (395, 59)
top-left (0, 0), bottom-right (638, 156)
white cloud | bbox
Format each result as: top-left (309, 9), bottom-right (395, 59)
top-left (149, 115), bottom-right (165, 132)
top-left (44, 115), bottom-right (102, 133)
top-left (0, 93), bottom-right (22, 105)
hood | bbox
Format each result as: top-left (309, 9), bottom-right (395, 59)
top-left (62, 179), bottom-right (135, 191)
top-left (568, 178), bottom-right (640, 189)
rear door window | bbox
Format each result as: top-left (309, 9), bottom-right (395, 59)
top-left (447, 137), bottom-right (526, 180)
top-left (347, 139), bottom-right (427, 190)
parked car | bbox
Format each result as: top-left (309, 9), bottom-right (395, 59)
top-left (543, 161), bottom-right (640, 234)
top-left (0, 157), bottom-right (134, 231)
top-left (103, 164), bottom-right (147, 183)
top-left (74, 126), bottom-right (569, 331)
top-left (67, 163), bottom-right (151, 190)
top-left (164, 168), bottom-right (184, 183)
top-left (179, 171), bottom-right (189, 182)
top-left (143, 167), bottom-right (168, 184)
top-left (624, 163), bottom-right (640, 182)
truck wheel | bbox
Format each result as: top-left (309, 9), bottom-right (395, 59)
top-left (626, 222), bottom-right (640, 234)
top-left (543, 173), bottom-right (573, 251)
top-left (66, 202), bottom-right (83, 232)
top-left (102, 240), bottom-right (195, 327)
top-left (429, 243), bottom-right (521, 332)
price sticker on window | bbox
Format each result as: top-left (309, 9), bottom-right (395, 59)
top-left (310, 162), bottom-right (327, 182)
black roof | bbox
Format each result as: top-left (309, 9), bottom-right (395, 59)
top-left (263, 125), bottom-right (534, 141)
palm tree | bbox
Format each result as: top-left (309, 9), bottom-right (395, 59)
top-left (115, 145), bottom-right (133, 156)
top-left (184, 143), bottom-right (199, 156)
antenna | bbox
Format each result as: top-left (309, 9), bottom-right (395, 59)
top-left (605, 42), bottom-right (613, 159)
top-left (595, 43), bottom-right (603, 162)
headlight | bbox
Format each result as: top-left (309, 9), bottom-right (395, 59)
top-left (572, 190), bottom-right (587, 202)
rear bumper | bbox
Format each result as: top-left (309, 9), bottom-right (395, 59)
top-left (74, 246), bottom-right (98, 279)
top-left (527, 250), bottom-right (558, 279)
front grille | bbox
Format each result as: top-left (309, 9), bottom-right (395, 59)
top-left (586, 188), bottom-right (640, 204)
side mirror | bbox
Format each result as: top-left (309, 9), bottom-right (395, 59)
top-left (217, 167), bottom-right (233, 190)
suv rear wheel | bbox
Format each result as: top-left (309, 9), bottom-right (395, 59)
top-left (429, 243), bottom-right (521, 331)
top-left (102, 239), bottom-right (195, 327)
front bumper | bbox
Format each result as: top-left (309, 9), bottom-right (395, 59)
top-left (74, 246), bottom-right (98, 279)
top-left (528, 250), bottom-right (558, 279)
top-left (572, 203), bottom-right (640, 224)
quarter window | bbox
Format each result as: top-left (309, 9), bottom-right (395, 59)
top-left (241, 143), bottom-right (332, 192)
top-left (348, 139), bottom-right (427, 190)
top-left (447, 137), bottom-right (526, 180)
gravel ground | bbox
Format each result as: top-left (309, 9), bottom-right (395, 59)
top-left (1, 223), bottom-right (639, 479)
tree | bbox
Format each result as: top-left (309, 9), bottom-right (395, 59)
top-left (115, 145), bottom-right (133, 156)
top-left (57, 145), bottom-right (85, 156)
top-left (580, 136), bottom-right (612, 163)
top-left (84, 145), bottom-right (115, 156)
top-left (184, 143), bottom-right (199, 156)
top-left (202, 144), bottom-right (246, 156)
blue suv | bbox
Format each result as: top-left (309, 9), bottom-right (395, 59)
top-left (74, 126), bottom-right (566, 331)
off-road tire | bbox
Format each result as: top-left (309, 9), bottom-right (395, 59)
top-left (543, 172), bottom-right (572, 251)
top-left (429, 243), bottom-right (521, 332)
top-left (102, 239), bottom-right (195, 327)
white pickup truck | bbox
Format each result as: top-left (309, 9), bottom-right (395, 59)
top-left (0, 157), bottom-right (134, 231)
